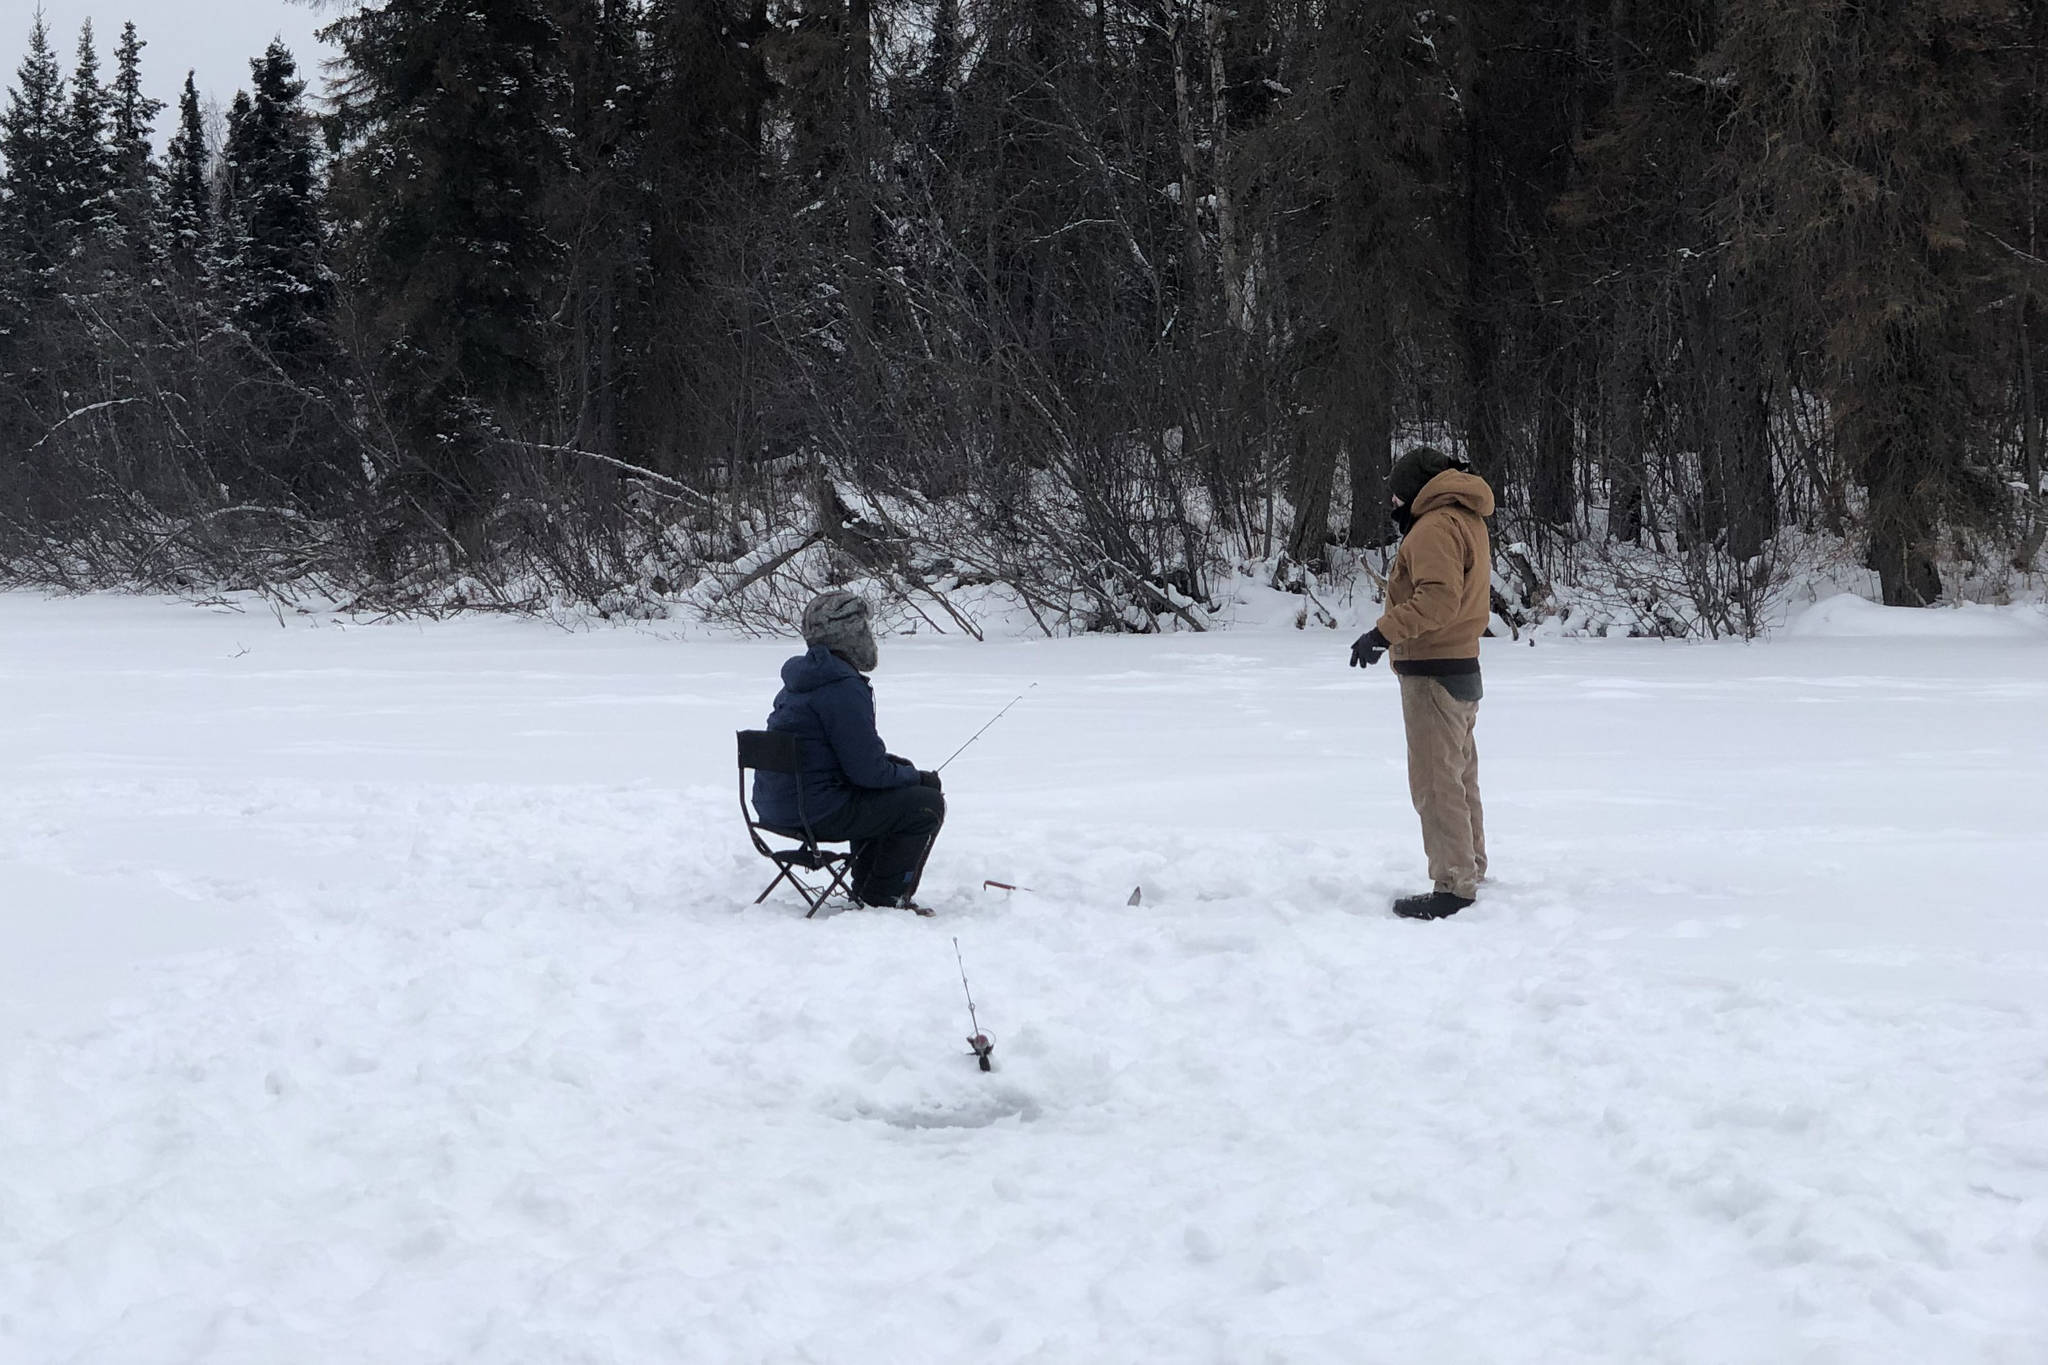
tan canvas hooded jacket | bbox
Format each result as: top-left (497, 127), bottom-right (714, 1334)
top-left (1375, 470), bottom-right (1496, 663)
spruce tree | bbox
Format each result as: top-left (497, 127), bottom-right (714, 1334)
top-left (550, 0), bottom-right (650, 458)
top-left (325, 0), bottom-right (562, 550)
top-left (1270, 0), bottom-right (1462, 555)
top-left (634, 0), bottom-right (767, 476)
top-left (1556, 1), bottom-right (1753, 551)
top-left (107, 22), bottom-right (162, 268)
top-left (219, 42), bottom-right (330, 366)
top-left (161, 72), bottom-right (209, 272)
top-left (0, 12), bottom-right (70, 473)
top-left (209, 90), bottom-right (255, 296)
top-left (1717, 0), bottom-right (2019, 605)
top-left (0, 14), bottom-right (69, 279)
top-left (57, 20), bottom-right (115, 253)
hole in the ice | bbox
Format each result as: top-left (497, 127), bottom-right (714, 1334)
top-left (848, 1091), bottom-right (1041, 1130)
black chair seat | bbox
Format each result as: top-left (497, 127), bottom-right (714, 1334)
top-left (772, 847), bottom-right (846, 870)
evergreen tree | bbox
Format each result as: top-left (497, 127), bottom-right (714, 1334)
top-left (633, 0), bottom-right (768, 475)
top-left (107, 22), bottom-right (162, 268)
top-left (1268, 0), bottom-right (1462, 556)
top-left (325, 0), bottom-right (563, 550)
top-left (219, 42), bottom-right (329, 365)
top-left (546, 0), bottom-right (646, 458)
top-left (217, 89), bottom-right (252, 211)
top-left (0, 12), bottom-right (71, 477)
top-left (1992, 0), bottom-right (2047, 548)
top-left (1557, 0), bottom-right (1769, 553)
top-left (1717, 0), bottom-right (2020, 605)
top-left (0, 14), bottom-right (69, 279)
top-left (56, 20), bottom-right (115, 251)
top-left (161, 72), bottom-right (209, 271)
top-left (210, 89), bottom-right (255, 292)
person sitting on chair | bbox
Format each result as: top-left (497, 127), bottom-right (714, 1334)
top-left (751, 592), bottom-right (945, 913)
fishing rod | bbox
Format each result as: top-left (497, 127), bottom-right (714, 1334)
top-left (935, 683), bottom-right (1037, 772)
top-left (953, 937), bottom-right (994, 1071)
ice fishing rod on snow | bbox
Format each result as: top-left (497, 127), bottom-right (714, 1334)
top-left (953, 937), bottom-right (995, 1071)
top-left (935, 683), bottom-right (1037, 773)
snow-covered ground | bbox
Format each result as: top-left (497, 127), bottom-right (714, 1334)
top-left (2, 591), bottom-right (2045, 1363)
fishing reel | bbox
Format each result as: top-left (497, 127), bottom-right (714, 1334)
top-left (954, 938), bottom-right (995, 1072)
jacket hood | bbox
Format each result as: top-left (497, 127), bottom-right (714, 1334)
top-left (780, 644), bottom-right (863, 693)
top-left (1412, 469), bottom-right (1495, 520)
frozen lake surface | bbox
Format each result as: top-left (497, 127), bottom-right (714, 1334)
top-left (2, 592), bottom-right (2044, 1362)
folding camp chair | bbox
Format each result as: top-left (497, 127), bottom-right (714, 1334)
top-left (737, 729), bottom-right (853, 917)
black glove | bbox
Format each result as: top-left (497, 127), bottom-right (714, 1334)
top-left (1349, 627), bottom-right (1389, 669)
top-left (919, 770), bottom-right (944, 791)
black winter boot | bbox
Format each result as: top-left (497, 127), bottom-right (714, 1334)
top-left (1392, 890), bottom-right (1474, 920)
top-left (856, 890), bottom-right (935, 917)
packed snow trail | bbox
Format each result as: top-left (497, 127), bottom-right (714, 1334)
top-left (2, 593), bottom-right (2045, 1363)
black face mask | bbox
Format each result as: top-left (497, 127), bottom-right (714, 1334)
top-left (1392, 504), bottom-right (1416, 536)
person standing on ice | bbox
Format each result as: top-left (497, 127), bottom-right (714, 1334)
top-left (1349, 446), bottom-right (1495, 920)
top-left (752, 592), bottom-right (945, 913)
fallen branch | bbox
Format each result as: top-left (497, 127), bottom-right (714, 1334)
top-left (27, 397), bottom-right (146, 452)
top-left (508, 440), bottom-right (717, 509)
top-left (1100, 557), bottom-right (1209, 632)
top-left (712, 532), bottom-right (824, 599)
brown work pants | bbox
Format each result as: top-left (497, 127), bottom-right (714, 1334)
top-left (1398, 673), bottom-right (1487, 899)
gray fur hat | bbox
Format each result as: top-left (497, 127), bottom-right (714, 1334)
top-left (801, 591), bottom-right (878, 672)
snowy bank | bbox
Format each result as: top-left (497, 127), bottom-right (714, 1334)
top-left (1784, 592), bottom-right (2048, 640)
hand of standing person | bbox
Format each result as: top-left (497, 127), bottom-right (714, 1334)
top-left (1349, 628), bottom-right (1389, 669)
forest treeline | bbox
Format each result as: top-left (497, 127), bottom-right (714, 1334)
top-left (1, 2), bottom-right (2043, 633)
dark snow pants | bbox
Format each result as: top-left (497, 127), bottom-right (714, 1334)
top-left (806, 785), bottom-right (946, 905)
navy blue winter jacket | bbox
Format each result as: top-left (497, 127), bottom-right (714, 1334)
top-left (751, 645), bottom-right (921, 830)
